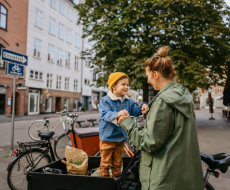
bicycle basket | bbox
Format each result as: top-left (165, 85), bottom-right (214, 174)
top-left (19, 141), bottom-right (49, 148)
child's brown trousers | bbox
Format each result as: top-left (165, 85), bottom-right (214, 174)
top-left (100, 140), bottom-right (124, 177)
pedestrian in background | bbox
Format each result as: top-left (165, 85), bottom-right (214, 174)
top-left (78, 101), bottom-right (82, 112)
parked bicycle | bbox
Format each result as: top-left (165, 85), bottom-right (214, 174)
top-left (28, 108), bottom-right (69, 141)
top-left (7, 131), bottom-right (57, 190)
top-left (54, 117), bottom-right (99, 160)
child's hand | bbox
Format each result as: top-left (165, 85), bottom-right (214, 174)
top-left (141, 104), bottom-right (149, 115)
top-left (118, 109), bottom-right (129, 124)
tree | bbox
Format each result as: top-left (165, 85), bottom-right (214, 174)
top-left (75, 0), bottom-right (230, 102)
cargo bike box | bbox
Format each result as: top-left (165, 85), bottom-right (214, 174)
top-left (27, 156), bottom-right (141, 190)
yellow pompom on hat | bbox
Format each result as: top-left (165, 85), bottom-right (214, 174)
top-left (107, 72), bottom-right (128, 91)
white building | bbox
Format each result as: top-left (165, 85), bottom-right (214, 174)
top-left (24, 0), bottom-right (142, 114)
top-left (25, 0), bottom-right (82, 115)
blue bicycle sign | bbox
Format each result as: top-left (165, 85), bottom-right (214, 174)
top-left (7, 62), bottom-right (24, 76)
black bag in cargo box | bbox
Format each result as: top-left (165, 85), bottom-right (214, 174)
top-left (27, 156), bottom-right (139, 190)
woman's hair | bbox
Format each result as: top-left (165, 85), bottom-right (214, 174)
top-left (114, 75), bottom-right (129, 85)
top-left (144, 46), bottom-right (176, 79)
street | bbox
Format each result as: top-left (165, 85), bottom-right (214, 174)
top-left (0, 109), bottom-right (230, 189)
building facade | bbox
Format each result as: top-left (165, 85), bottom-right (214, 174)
top-left (25, 0), bottom-right (82, 115)
top-left (0, 0), bottom-right (28, 116)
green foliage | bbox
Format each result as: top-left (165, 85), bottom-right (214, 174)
top-left (75, 0), bottom-right (230, 100)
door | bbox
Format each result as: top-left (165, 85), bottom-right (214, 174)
top-left (28, 93), bottom-right (40, 115)
top-left (0, 94), bottom-right (5, 115)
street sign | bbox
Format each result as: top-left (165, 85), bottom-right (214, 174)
top-left (2, 48), bottom-right (28, 66)
top-left (7, 62), bottom-right (24, 76)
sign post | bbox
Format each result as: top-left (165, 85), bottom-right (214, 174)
top-left (2, 48), bottom-right (27, 156)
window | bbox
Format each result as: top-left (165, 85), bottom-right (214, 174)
top-left (74, 56), bottom-right (79, 70)
top-left (30, 70), bottom-right (43, 80)
top-left (93, 71), bottom-right (96, 81)
top-left (74, 0), bottom-right (79, 4)
top-left (67, 7), bottom-right (72, 20)
top-left (47, 73), bottom-right (53, 88)
top-left (65, 77), bottom-right (69, 90)
top-left (49, 18), bottom-right (55, 35)
top-left (57, 48), bottom-right (63, 65)
top-left (0, 44), bottom-right (5, 68)
top-left (75, 34), bottom-right (80, 47)
top-left (85, 43), bottom-right (91, 50)
top-left (73, 98), bottom-right (78, 111)
top-left (56, 75), bottom-right (61, 89)
top-left (84, 79), bottom-right (90, 85)
top-left (65, 52), bottom-right (70, 67)
top-left (35, 9), bottom-right (43, 28)
top-left (218, 86), bottom-right (222, 93)
top-left (48, 45), bottom-right (54, 62)
top-left (50, 0), bottom-right (56, 8)
top-left (59, 0), bottom-right (65, 15)
top-left (34, 38), bottom-right (41, 58)
top-left (85, 61), bottom-right (90, 67)
top-left (64, 98), bottom-right (69, 110)
top-left (0, 4), bottom-right (7, 29)
top-left (58, 23), bottom-right (64, 39)
top-left (66, 28), bottom-right (71, 43)
top-left (76, 14), bottom-right (80, 25)
top-left (74, 79), bottom-right (78, 91)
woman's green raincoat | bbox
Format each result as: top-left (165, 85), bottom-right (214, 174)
top-left (120, 81), bottom-right (204, 190)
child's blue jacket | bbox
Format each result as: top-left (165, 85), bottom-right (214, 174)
top-left (99, 91), bottom-right (143, 142)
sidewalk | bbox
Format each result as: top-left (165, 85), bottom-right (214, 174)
top-left (0, 109), bottom-right (229, 189)
top-left (0, 110), bottom-right (99, 124)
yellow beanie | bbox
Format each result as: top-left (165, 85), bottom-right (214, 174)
top-left (107, 72), bottom-right (128, 91)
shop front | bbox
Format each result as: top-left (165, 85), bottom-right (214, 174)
top-left (0, 85), bottom-right (7, 115)
top-left (25, 88), bottom-right (81, 115)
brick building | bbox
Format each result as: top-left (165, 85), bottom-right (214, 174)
top-left (0, 0), bottom-right (28, 116)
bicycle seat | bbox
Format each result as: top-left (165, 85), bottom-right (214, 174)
top-left (200, 152), bottom-right (230, 173)
top-left (43, 116), bottom-right (50, 120)
top-left (38, 131), bottom-right (55, 140)
top-left (87, 118), bottom-right (96, 122)
top-left (75, 120), bottom-right (85, 124)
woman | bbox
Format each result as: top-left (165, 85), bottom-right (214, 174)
top-left (118, 46), bottom-right (204, 190)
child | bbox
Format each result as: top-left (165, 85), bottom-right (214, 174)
top-left (98, 72), bottom-right (148, 177)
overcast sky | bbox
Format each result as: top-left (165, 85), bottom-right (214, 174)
top-left (225, 0), bottom-right (230, 6)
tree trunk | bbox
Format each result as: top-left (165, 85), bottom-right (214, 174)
top-left (143, 82), bottom-right (149, 103)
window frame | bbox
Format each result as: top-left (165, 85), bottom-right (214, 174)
top-left (57, 48), bottom-right (63, 65)
top-left (64, 77), bottom-right (69, 91)
top-left (0, 3), bottom-right (8, 30)
top-left (49, 18), bottom-right (55, 35)
top-left (35, 8), bottom-right (43, 28)
top-left (30, 70), bottom-right (43, 80)
top-left (47, 73), bottom-right (53, 88)
top-left (58, 23), bottom-right (64, 39)
top-left (65, 52), bottom-right (70, 67)
top-left (67, 7), bottom-right (72, 20)
top-left (50, 0), bottom-right (56, 9)
top-left (66, 28), bottom-right (72, 43)
top-left (74, 79), bottom-right (78, 91)
top-left (74, 56), bottom-right (79, 70)
top-left (56, 75), bottom-right (62, 89)
top-left (75, 34), bottom-right (80, 47)
top-left (59, 0), bottom-right (65, 15)
top-left (34, 38), bottom-right (42, 58)
top-left (48, 44), bottom-right (54, 62)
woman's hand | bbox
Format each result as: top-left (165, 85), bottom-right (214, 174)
top-left (118, 109), bottom-right (129, 124)
top-left (141, 104), bottom-right (149, 115)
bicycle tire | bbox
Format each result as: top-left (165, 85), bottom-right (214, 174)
top-left (7, 148), bottom-right (51, 190)
top-left (28, 120), bottom-right (47, 141)
top-left (54, 132), bottom-right (72, 160)
top-left (205, 181), bottom-right (215, 190)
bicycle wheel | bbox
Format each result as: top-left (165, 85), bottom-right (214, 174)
top-left (7, 149), bottom-right (51, 190)
top-left (205, 181), bottom-right (215, 190)
top-left (54, 132), bottom-right (72, 160)
top-left (28, 120), bottom-right (47, 141)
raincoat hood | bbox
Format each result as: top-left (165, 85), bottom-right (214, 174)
top-left (160, 81), bottom-right (194, 119)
